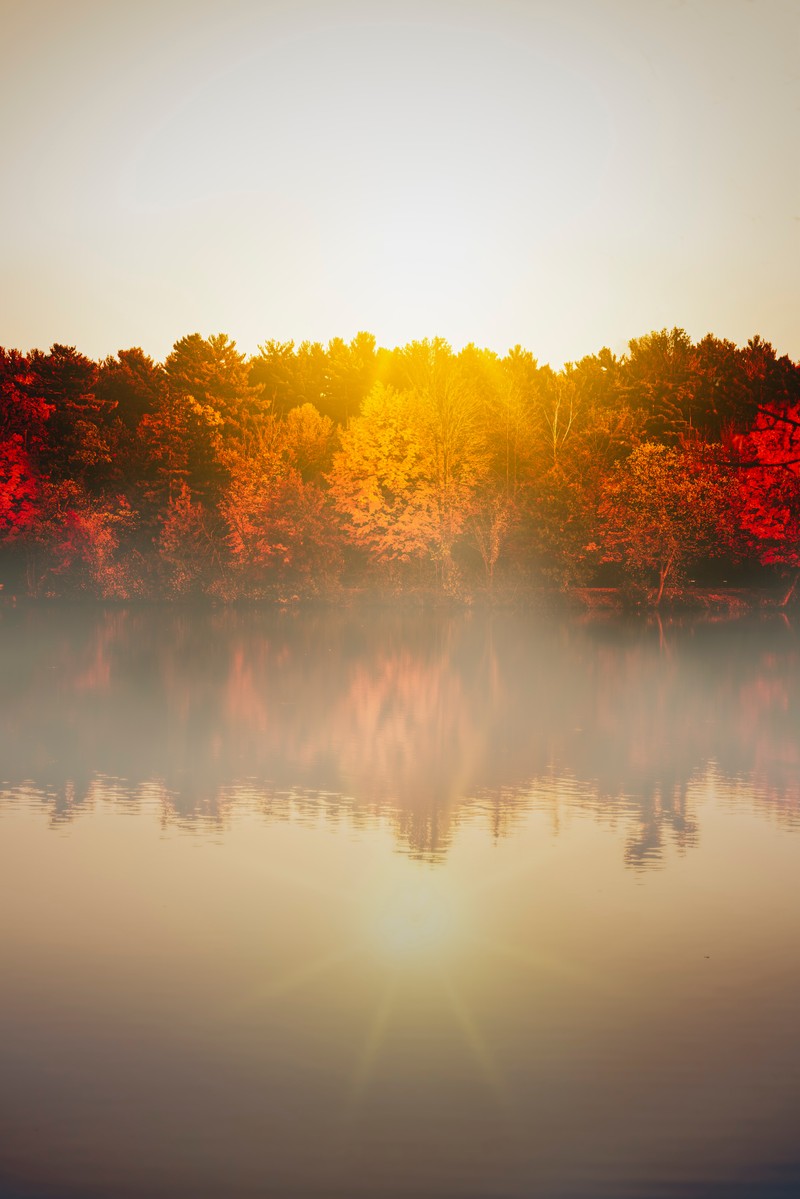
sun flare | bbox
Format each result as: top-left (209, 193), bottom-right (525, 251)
top-left (367, 871), bottom-right (462, 964)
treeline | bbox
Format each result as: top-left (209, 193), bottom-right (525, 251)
top-left (0, 329), bottom-right (798, 604)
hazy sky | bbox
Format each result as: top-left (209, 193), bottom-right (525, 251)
top-left (1, 0), bottom-right (797, 366)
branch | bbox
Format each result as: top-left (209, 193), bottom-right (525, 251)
top-left (709, 455), bottom-right (800, 470)
top-left (755, 404), bottom-right (800, 429)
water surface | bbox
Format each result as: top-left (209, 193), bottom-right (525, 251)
top-left (1, 606), bottom-right (798, 1198)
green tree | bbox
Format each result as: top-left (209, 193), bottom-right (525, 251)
top-left (95, 347), bottom-right (165, 434)
top-left (160, 334), bottom-right (265, 503)
top-left (248, 340), bottom-right (300, 415)
top-left (322, 332), bottom-right (378, 424)
top-left (621, 328), bottom-right (695, 443)
top-left (28, 344), bottom-right (114, 484)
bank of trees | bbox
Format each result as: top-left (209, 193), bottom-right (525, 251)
top-left (0, 329), bottom-right (798, 605)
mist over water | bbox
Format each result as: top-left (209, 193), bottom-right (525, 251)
top-left (0, 606), bottom-right (798, 1198)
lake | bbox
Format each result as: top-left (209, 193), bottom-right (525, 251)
top-left (0, 605), bottom-right (798, 1199)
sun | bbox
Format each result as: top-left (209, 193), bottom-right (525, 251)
top-left (367, 870), bottom-right (461, 964)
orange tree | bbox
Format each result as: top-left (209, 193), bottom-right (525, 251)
top-left (599, 441), bottom-right (738, 605)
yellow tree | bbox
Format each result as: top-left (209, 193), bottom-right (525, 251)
top-left (450, 345), bottom-right (520, 589)
top-left (330, 341), bottom-right (490, 590)
top-left (396, 339), bottom-right (489, 587)
top-left (327, 383), bottom-right (439, 572)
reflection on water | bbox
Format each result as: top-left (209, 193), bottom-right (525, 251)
top-left (1, 606), bottom-right (798, 862)
top-left (0, 606), bottom-right (799, 1199)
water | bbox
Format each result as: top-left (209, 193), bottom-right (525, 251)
top-left (0, 606), bottom-right (798, 1199)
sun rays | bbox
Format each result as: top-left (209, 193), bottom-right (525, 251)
top-left (229, 845), bottom-right (614, 1130)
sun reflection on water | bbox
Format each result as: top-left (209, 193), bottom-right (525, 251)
top-left (368, 871), bottom-right (461, 964)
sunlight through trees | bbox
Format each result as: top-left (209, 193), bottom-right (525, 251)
top-left (0, 328), bottom-right (797, 605)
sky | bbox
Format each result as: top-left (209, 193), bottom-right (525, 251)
top-left (0, 0), bottom-right (797, 368)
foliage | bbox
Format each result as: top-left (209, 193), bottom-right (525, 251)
top-left (221, 428), bottom-right (341, 592)
top-left (328, 383), bottom-right (440, 568)
top-left (157, 482), bottom-right (220, 597)
top-left (0, 436), bottom-right (39, 538)
top-left (0, 328), bottom-right (797, 604)
top-left (733, 401), bottom-right (800, 575)
top-left (600, 441), bottom-right (738, 604)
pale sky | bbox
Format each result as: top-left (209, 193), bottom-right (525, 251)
top-left (1, 0), bottom-right (797, 367)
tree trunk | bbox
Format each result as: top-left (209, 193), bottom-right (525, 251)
top-left (654, 554), bottom-right (674, 607)
top-left (779, 569), bottom-right (799, 607)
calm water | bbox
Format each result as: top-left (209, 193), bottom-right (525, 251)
top-left (0, 605), bottom-right (798, 1199)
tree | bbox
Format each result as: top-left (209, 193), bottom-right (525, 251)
top-left (322, 332), bottom-right (378, 424)
top-left (94, 349), bottom-right (167, 539)
top-left (328, 383), bottom-right (440, 571)
top-left (523, 463), bottom-right (602, 590)
top-left (249, 340), bottom-right (303, 416)
top-left (157, 482), bottom-right (221, 596)
top-left (397, 339), bottom-right (490, 588)
top-left (283, 403), bottom-right (335, 481)
top-left (28, 344), bottom-right (114, 484)
top-left (686, 334), bottom-right (750, 436)
top-left (16, 478), bottom-right (137, 598)
top-left (0, 348), bottom-right (52, 451)
top-left (329, 340), bottom-right (491, 591)
top-left (221, 433), bottom-right (340, 593)
top-left (466, 491), bottom-right (513, 592)
top-left (600, 441), bottom-right (737, 605)
top-left (95, 347), bottom-right (165, 434)
top-left (0, 436), bottom-right (39, 540)
top-left (733, 399), bottom-right (800, 602)
top-left (166, 333), bottom-right (262, 440)
top-left (621, 328), bottom-right (695, 442)
top-left (161, 334), bottom-right (265, 503)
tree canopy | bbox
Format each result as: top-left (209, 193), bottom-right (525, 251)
top-left (0, 327), bottom-right (797, 605)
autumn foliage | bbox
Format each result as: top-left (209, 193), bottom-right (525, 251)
top-left (0, 329), bottom-right (797, 605)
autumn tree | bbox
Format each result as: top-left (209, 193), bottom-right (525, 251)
top-left (509, 348), bottom-right (632, 590)
top-left (0, 348), bottom-right (52, 451)
top-left (600, 441), bottom-right (738, 605)
top-left (398, 339), bottom-right (490, 588)
top-left (221, 432), bottom-right (340, 594)
top-left (283, 403), bottom-right (336, 481)
top-left (330, 341), bottom-right (490, 590)
top-left (733, 399), bottom-right (800, 603)
top-left (16, 478), bottom-right (138, 598)
top-left (328, 383), bottom-right (440, 575)
top-left (454, 344), bottom-right (548, 589)
top-left (157, 482), bottom-right (221, 596)
top-left (0, 437), bottom-right (39, 552)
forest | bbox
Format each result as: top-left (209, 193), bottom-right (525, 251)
top-left (0, 328), bottom-right (798, 607)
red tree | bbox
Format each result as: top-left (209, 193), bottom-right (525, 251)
top-left (734, 400), bottom-right (800, 602)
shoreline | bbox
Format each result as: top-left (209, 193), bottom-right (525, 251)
top-left (0, 582), bottom-right (795, 617)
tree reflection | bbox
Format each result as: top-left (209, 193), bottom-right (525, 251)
top-left (0, 607), bottom-right (798, 865)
